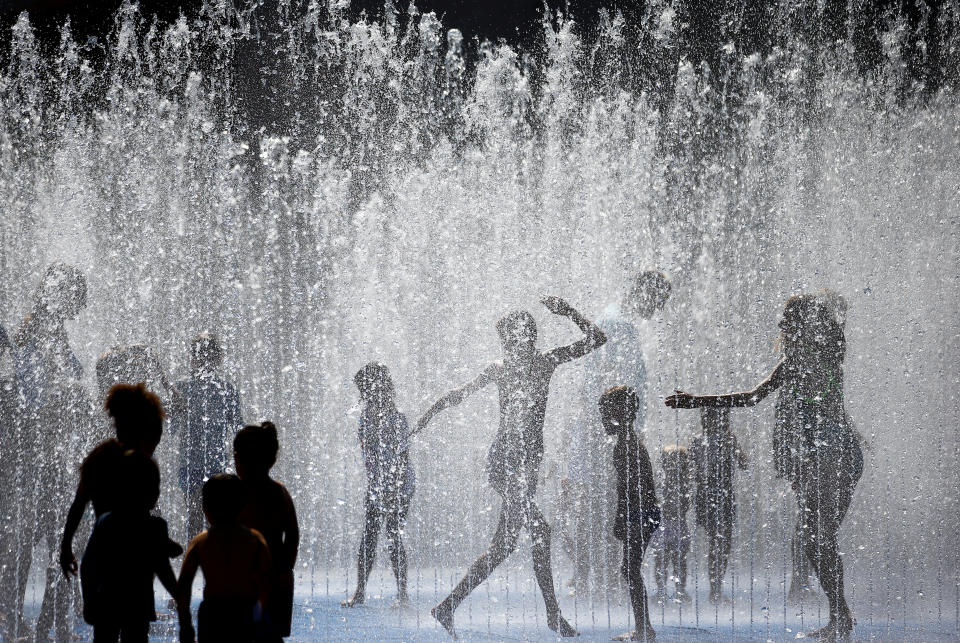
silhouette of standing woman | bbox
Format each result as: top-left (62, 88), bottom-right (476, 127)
top-left (667, 291), bottom-right (862, 642)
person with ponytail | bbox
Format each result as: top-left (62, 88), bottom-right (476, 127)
top-left (666, 290), bottom-right (863, 642)
top-left (234, 422), bottom-right (299, 642)
top-left (341, 363), bottom-right (415, 610)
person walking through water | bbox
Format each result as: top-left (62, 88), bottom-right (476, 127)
top-left (666, 290), bottom-right (863, 642)
top-left (341, 363), bottom-right (414, 609)
top-left (564, 270), bottom-right (671, 595)
top-left (416, 296), bottom-right (607, 639)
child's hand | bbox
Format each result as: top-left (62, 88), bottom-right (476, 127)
top-left (665, 390), bottom-right (695, 408)
top-left (59, 545), bottom-right (77, 577)
top-left (541, 296), bottom-right (573, 316)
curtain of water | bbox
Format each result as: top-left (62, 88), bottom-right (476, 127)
top-left (1, 0), bottom-right (958, 636)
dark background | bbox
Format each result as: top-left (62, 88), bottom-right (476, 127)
top-left (0, 0), bottom-right (950, 91)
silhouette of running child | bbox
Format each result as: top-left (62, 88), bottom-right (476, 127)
top-left (650, 444), bottom-right (692, 604)
top-left (177, 473), bottom-right (272, 643)
top-left (600, 386), bottom-right (660, 642)
top-left (690, 408), bottom-right (747, 603)
top-left (341, 363), bottom-right (415, 609)
top-left (80, 450), bottom-right (178, 642)
top-left (417, 296), bottom-right (606, 639)
top-left (235, 422), bottom-right (300, 641)
top-left (666, 290), bottom-right (863, 642)
top-left (169, 333), bottom-right (243, 541)
top-left (60, 383), bottom-right (173, 572)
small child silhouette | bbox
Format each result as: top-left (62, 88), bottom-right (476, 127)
top-left (601, 385), bottom-right (660, 642)
top-left (177, 473), bottom-right (272, 643)
top-left (342, 363), bottom-right (415, 610)
top-left (80, 451), bottom-right (177, 642)
top-left (235, 422), bottom-right (300, 641)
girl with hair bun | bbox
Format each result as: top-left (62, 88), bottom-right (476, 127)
top-left (666, 290), bottom-right (863, 642)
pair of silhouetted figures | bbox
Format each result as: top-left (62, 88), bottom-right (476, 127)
top-left (57, 383), bottom-right (298, 643)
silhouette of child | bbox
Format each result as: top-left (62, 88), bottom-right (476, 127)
top-left (417, 296), bottom-right (606, 638)
top-left (566, 271), bottom-right (672, 596)
top-left (177, 473), bottom-right (272, 643)
top-left (169, 333), bottom-right (243, 541)
top-left (61, 383), bottom-right (172, 576)
top-left (650, 444), bottom-right (692, 604)
top-left (600, 385), bottom-right (660, 642)
top-left (342, 363), bottom-right (414, 609)
top-left (235, 422), bottom-right (300, 641)
top-left (80, 451), bottom-right (177, 642)
top-left (690, 408), bottom-right (747, 603)
top-left (667, 290), bottom-right (862, 641)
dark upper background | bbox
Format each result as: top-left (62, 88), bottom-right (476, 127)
top-left (0, 0), bottom-right (950, 90)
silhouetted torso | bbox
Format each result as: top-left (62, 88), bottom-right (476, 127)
top-left (172, 375), bottom-right (242, 493)
top-left (613, 435), bottom-right (658, 539)
top-left (80, 510), bottom-right (170, 624)
top-left (79, 438), bottom-right (126, 517)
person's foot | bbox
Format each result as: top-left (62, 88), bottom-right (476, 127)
top-left (340, 591), bottom-right (365, 608)
top-left (612, 627), bottom-right (656, 641)
top-left (546, 612), bottom-right (579, 637)
top-left (431, 602), bottom-right (457, 639)
top-left (807, 612), bottom-right (854, 642)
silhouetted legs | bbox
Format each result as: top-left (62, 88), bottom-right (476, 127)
top-left (617, 517), bottom-right (659, 641)
top-left (706, 515), bottom-right (732, 603)
top-left (432, 491), bottom-right (576, 638)
top-left (343, 491), bottom-right (410, 607)
top-left (789, 512), bottom-right (813, 601)
top-left (798, 441), bottom-right (862, 640)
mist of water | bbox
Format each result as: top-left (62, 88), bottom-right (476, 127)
top-left (1, 0), bottom-right (958, 638)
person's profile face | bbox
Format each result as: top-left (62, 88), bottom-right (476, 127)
top-left (601, 413), bottom-right (623, 436)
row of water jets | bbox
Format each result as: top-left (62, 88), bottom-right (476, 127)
top-left (0, 0), bottom-right (958, 637)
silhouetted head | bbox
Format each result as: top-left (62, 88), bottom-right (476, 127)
top-left (779, 290), bottom-right (847, 363)
top-left (202, 473), bottom-right (245, 527)
top-left (34, 262), bottom-right (87, 321)
top-left (626, 270), bottom-right (672, 320)
top-left (496, 310), bottom-right (537, 357)
top-left (661, 444), bottom-right (691, 479)
top-left (190, 332), bottom-right (223, 375)
top-left (234, 421), bottom-right (280, 479)
top-left (354, 362), bottom-right (395, 405)
top-left (115, 450), bottom-right (161, 513)
top-left (599, 385), bottom-right (639, 436)
top-left (104, 382), bottom-right (164, 455)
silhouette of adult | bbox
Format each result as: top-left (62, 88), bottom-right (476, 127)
top-left (169, 333), bottom-right (243, 541)
top-left (7, 263), bottom-right (91, 642)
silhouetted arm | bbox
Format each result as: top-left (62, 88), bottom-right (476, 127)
top-left (177, 538), bottom-right (201, 643)
top-left (281, 485), bottom-right (300, 571)
top-left (665, 361), bottom-right (785, 409)
top-left (59, 482), bottom-right (90, 577)
top-left (412, 366), bottom-right (494, 436)
top-left (155, 522), bottom-right (178, 598)
top-left (542, 296), bottom-right (607, 365)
